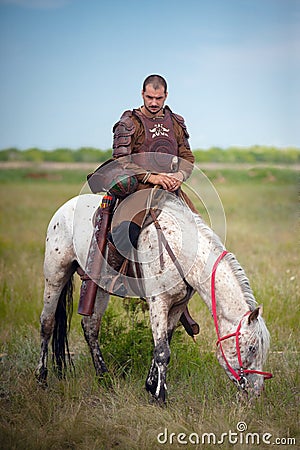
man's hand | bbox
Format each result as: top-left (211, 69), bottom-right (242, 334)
top-left (148, 172), bottom-right (184, 192)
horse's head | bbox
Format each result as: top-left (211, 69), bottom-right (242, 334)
top-left (216, 306), bottom-right (271, 397)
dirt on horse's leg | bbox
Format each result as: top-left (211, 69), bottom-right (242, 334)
top-left (35, 281), bottom-right (64, 386)
top-left (146, 297), bottom-right (171, 404)
top-left (81, 288), bottom-right (110, 377)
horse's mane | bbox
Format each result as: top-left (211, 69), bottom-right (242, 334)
top-left (164, 195), bottom-right (257, 311)
top-left (162, 195), bottom-right (270, 361)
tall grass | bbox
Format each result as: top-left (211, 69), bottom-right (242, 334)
top-left (0, 167), bottom-right (299, 449)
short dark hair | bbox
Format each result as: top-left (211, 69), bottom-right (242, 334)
top-left (142, 74), bottom-right (167, 93)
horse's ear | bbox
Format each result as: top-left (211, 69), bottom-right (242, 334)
top-left (248, 305), bottom-right (263, 325)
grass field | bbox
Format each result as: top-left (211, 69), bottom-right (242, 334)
top-left (0, 165), bottom-right (299, 450)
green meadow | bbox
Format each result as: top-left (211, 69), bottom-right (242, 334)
top-left (0, 164), bottom-right (298, 450)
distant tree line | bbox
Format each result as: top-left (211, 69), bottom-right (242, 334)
top-left (193, 146), bottom-right (300, 164)
top-left (0, 147), bottom-right (112, 163)
top-left (0, 146), bottom-right (299, 164)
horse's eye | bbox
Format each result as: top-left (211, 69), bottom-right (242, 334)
top-left (249, 346), bottom-right (256, 354)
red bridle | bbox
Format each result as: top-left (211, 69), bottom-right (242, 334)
top-left (211, 250), bottom-right (273, 389)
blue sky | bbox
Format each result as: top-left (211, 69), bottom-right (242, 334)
top-left (0, 0), bottom-right (299, 150)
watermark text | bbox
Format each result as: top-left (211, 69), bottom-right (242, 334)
top-left (157, 422), bottom-right (296, 446)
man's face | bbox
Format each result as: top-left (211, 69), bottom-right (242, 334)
top-left (142, 84), bottom-right (168, 115)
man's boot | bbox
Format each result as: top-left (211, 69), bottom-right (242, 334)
top-left (180, 306), bottom-right (200, 339)
top-left (101, 220), bottom-right (141, 297)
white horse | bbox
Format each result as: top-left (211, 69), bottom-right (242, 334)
top-left (35, 192), bottom-right (272, 403)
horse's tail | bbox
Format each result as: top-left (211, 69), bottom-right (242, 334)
top-left (52, 275), bottom-right (75, 378)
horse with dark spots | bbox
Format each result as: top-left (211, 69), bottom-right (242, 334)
top-left (36, 194), bottom-right (272, 403)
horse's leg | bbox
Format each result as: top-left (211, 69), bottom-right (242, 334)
top-left (36, 218), bottom-right (75, 385)
top-left (35, 272), bottom-right (71, 385)
top-left (145, 297), bottom-right (173, 404)
top-left (146, 299), bottom-right (187, 404)
top-left (81, 287), bottom-right (110, 377)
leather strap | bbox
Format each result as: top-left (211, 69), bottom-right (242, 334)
top-left (149, 208), bottom-right (192, 296)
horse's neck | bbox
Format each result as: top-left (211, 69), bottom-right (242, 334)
top-left (188, 242), bottom-right (251, 333)
top-left (158, 201), bottom-right (253, 332)
top-left (199, 278), bottom-right (249, 331)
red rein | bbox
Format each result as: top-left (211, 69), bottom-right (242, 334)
top-left (211, 250), bottom-right (273, 386)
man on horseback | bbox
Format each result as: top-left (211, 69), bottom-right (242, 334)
top-left (113, 74), bottom-right (195, 192)
top-left (79, 74), bottom-right (199, 336)
top-left (107, 74), bottom-right (196, 276)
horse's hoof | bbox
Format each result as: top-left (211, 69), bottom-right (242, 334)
top-left (35, 367), bottom-right (48, 386)
top-left (37, 379), bottom-right (48, 390)
top-left (35, 373), bottom-right (48, 389)
top-left (97, 371), bottom-right (114, 390)
top-left (148, 394), bottom-right (167, 407)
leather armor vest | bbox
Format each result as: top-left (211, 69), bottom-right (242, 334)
top-left (132, 108), bottom-right (179, 173)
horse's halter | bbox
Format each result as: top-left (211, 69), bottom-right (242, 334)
top-left (211, 251), bottom-right (273, 390)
